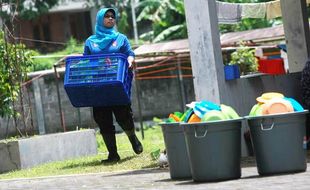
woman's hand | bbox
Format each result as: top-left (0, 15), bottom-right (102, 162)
top-left (127, 56), bottom-right (135, 69)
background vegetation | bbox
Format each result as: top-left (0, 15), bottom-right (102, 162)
top-left (136, 0), bottom-right (279, 42)
top-left (0, 0), bottom-right (58, 20)
top-left (30, 38), bottom-right (84, 71)
top-left (0, 30), bottom-right (34, 120)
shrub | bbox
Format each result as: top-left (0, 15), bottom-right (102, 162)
top-left (230, 42), bottom-right (258, 75)
top-left (0, 30), bottom-right (34, 118)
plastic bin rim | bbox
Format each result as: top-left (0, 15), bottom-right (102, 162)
top-left (65, 80), bottom-right (121, 87)
top-left (66, 53), bottom-right (128, 60)
top-left (245, 110), bottom-right (309, 120)
top-left (159, 122), bottom-right (179, 125)
top-left (180, 118), bottom-right (244, 127)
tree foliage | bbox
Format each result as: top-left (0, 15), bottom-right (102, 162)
top-left (0, 30), bottom-right (34, 118)
top-left (0, 0), bottom-right (58, 20)
top-left (137, 0), bottom-right (186, 42)
top-left (137, 0), bottom-right (280, 42)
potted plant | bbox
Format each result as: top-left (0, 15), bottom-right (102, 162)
top-left (230, 42), bottom-right (258, 75)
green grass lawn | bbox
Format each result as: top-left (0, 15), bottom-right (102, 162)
top-left (0, 126), bottom-right (165, 180)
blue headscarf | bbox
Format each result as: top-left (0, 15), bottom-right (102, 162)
top-left (87, 8), bottom-right (119, 50)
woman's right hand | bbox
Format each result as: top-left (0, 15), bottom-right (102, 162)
top-left (127, 56), bottom-right (135, 69)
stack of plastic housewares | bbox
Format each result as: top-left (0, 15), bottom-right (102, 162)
top-left (246, 92), bottom-right (308, 176)
top-left (161, 94), bottom-right (308, 182)
top-left (161, 101), bottom-right (242, 182)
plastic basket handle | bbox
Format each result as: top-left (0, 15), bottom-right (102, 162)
top-left (194, 126), bottom-right (208, 138)
top-left (260, 122), bottom-right (275, 131)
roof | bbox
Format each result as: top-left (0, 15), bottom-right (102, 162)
top-left (220, 25), bottom-right (284, 45)
top-left (134, 39), bottom-right (189, 55)
top-left (134, 24), bottom-right (285, 56)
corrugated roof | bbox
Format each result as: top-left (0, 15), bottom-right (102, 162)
top-left (134, 25), bottom-right (285, 56)
top-left (134, 39), bottom-right (189, 55)
top-left (220, 25), bottom-right (284, 46)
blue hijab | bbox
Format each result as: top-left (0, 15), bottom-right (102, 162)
top-left (87, 8), bottom-right (119, 50)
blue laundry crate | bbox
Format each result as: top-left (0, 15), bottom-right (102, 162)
top-left (64, 53), bottom-right (133, 107)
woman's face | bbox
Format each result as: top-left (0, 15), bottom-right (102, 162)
top-left (103, 11), bottom-right (116, 28)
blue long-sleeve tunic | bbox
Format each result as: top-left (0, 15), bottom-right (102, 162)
top-left (83, 33), bottom-right (135, 57)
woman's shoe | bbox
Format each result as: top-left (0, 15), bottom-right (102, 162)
top-left (101, 134), bottom-right (120, 163)
top-left (128, 135), bottom-right (143, 154)
top-left (101, 153), bottom-right (120, 163)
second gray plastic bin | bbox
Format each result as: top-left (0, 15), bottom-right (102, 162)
top-left (160, 122), bottom-right (192, 179)
top-left (247, 111), bottom-right (308, 176)
top-left (182, 119), bottom-right (242, 182)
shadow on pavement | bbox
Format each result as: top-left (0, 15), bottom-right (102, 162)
top-left (104, 168), bottom-right (168, 177)
top-left (242, 170), bottom-right (307, 179)
top-left (153, 177), bottom-right (198, 187)
top-left (60, 156), bottom-right (137, 170)
top-left (172, 178), bottom-right (240, 186)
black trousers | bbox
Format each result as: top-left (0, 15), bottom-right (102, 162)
top-left (93, 104), bottom-right (135, 135)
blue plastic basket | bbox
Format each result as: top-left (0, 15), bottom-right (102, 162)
top-left (64, 53), bottom-right (133, 107)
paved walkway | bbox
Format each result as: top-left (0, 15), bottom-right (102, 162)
top-left (1, 164), bottom-right (310, 190)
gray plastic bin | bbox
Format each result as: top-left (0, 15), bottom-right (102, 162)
top-left (160, 122), bottom-right (192, 179)
top-left (181, 119), bottom-right (242, 182)
top-left (246, 111), bottom-right (308, 176)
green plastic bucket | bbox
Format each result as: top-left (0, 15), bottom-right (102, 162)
top-left (246, 111), bottom-right (308, 176)
top-left (160, 123), bottom-right (192, 179)
top-left (181, 119), bottom-right (242, 182)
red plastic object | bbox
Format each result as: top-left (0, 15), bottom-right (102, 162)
top-left (258, 58), bottom-right (285, 75)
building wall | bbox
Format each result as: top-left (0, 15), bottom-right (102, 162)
top-left (17, 11), bottom-right (93, 52)
top-left (19, 20), bottom-right (34, 48)
top-left (49, 13), bottom-right (67, 43)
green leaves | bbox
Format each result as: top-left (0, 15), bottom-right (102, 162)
top-left (153, 24), bottom-right (186, 43)
top-left (0, 30), bottom-right (34, 117)
top-left (137, 0), bottom-right (187, 42)
top-left (0, 0), bottom-right (58, 20)
top-left (137, 0), bottom-right (161, 22)
top-left (230, 42), bottom-right (258, 75)
top-left (31, 37), bottom-right (83, 72)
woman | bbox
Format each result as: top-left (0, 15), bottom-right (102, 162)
top-left (84, 8), bottom-right (143, 163)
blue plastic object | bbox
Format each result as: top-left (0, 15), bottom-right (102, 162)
top-left (64, 53), bottom-right (132, 107)
top-left (184, 109), bottom-right (194, 122)
top-left (284, 97), bottom-right (304, 112)
top-left (193, 101), bottom-right (221, 118)
top-left (200, 101), bottom-right (221, 111)
top-left (277, 44), bottom-right (287, 52)
top-left (224, 65), bottom-right (235, 80)
top-left (224, 65), bottom-right (240, 80)
top-left (267, 55), bottom-right (282, 59)
top-left (233, 65), bottom-right (240, 79)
